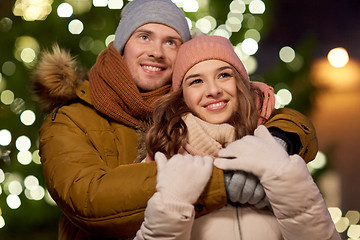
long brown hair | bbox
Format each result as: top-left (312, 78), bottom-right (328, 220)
top-left (146, 66), bottom-right (263, 159)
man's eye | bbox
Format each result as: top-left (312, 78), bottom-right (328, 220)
top-left (140, 35), bottom-right (148, 40)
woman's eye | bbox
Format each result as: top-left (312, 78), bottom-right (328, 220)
top-left (189, 79), bottom-right (203, 86)
top-left (219, 72), bottom-right (231, 79)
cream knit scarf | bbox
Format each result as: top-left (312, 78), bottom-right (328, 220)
top-left (181, 113), bottom-right (236, 157)
top-left (89, 42), bottom-right (171, 128)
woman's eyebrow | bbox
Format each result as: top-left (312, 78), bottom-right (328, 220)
top-left (218, 66), bottom-right (232, 71)
top-left (184, 73), bottom-right (201, 81)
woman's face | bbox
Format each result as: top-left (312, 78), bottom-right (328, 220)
top-left (182, 60), bottom-right (238, 124)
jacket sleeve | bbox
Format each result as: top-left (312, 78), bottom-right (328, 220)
top-left (39, 106), bottom-right (227, 238)
top-left (265, 108), bottom-right (318, 163)
top-left (263, 155), bottom-right (340, 240)
top-left (134, 192), bottom-right (194, 240)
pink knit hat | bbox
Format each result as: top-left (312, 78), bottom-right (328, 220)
top-left (172, 35), bottom-right (249, 91)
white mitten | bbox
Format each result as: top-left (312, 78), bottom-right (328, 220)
top-left (215, 126), bottom-right (341, 240)
top-left (214, 125), bottom-right (290, 180)
top-left (155, 152), bottom-right (213, 204)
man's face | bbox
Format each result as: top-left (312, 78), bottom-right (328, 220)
top-left (122, 23), bottom-right (183, 92)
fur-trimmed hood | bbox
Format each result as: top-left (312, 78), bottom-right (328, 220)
top-left (32, 45), bottom-right (87, 113)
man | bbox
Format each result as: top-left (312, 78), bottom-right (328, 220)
top-left (32, 0), bottom-right (318, 239)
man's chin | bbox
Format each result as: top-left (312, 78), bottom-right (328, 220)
top-left (137, 83), bottom-right (169, 92)
top-left (138, 80), bottom-right (171, 92)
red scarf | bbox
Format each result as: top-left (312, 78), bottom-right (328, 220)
top-left (89, 43), bottom-right (171, 127)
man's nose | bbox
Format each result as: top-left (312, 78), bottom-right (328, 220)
top-left (147, 42), bottom-right (164, 59)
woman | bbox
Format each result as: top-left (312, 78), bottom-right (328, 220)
top-left (134, 35), bottom-right (340, 240)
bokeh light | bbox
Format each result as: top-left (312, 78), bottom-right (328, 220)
top-left (57, 3), bottom-right (73, 17)
top-left (13, 0), bottom-right (53, 21)
top-left (182, 0), bottom-right (199, 12)
top-left (185, 17), bottom-right (193, 31)
top-left (14, 36), bottom-right (40, 66)
top-left (15, 136), bottom-right (31, 152)
top-left (212, 25), bottom-right (231, 39)
top-left (0, 216), bottom-right (5, 229)
top-left (244, 29), bottom-right (261, 42)
top-left (0, 90), bottom-right (14, 105)
top-left (328, 47), bottom-right (349, 68)
top-left (348, 224), bottom-right (360, 239)
top-left (8, 180), bottom-right (23, 196)
top-left (66, 0), bottom-right (92, 14)
top-left (32, 150), bottom-right (41, 164)
top-left (17, 151), bottom-right (32, 165)
top-left (308, 151), bottom-right (327, 171)
top-left (28, 185), bottom-right (45, 200)
top-left (10, 98), bottom-right (26, 114)
top-left (2, 61), bottom-right (16, 76)
top-left (346, 210), bottom-right (360, 225)
top-left (230, 0), bottom-right (246, 13)
top-left (105, 34), bottom-right (115, 47)
top-left (6, 194), bottom-right (21, 209)
top-left (108, 0), bottom-right (123, 9)
top-left (226, 14), bottom-right (243, 32)
top-left (20, 48), bottom-right (36, 63)
top-left (336, 217), bottom-right (350, 233)
top-left (0, 130), bottom-right (12, 146)
top-left (68, 19), bottom-right (84, 34)
top-left (242, 56), bottom-right (257, 75)
top-left (279, 46), bottom-right (296, 63)
top-left (45, 190), bottom-right (57, 206)
top-left (249, 0), bottom-right (265, 14)
top-left (243, 14), bottom-right (263, 30)
top-left (24, 175), bottom-right (39, 191)
top-left (196, 16), bottom-right (216, 34)
top-left (0, 17), bottom-right (13, 32)
top-left (0, 73), bottom-right (4, 90)
top-left (276, 88), bottom-right (292, 106)
top-left (241, 38), bottom-right (258, 55)
top-left (20, 110), bottom-right (36, 126)
top-left (234, 43), bottom-right (249, 61)
top-left (93, 0), bottom-right (108, 7)
top-left (329, 207), bottom-right (342, 223)
top-left (0, 169), bottom-right (5, 183)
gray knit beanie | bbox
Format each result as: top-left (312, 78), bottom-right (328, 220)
top-left (113, 0), bottom-right (191, 53)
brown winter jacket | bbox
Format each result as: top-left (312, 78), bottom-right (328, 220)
top-left (38, 80), bottom-right (227, 239)
top-left (34, 46), bottom-right (227, 239)
top-left (33, 45), bottom-right (318, 239)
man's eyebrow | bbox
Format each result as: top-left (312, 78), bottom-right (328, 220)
top-left (133, 29), bottom-right (182, 42)
top-left (167, 35), bottom-right (183, 43)
top-left (133, 29), bottom-right (152, 35)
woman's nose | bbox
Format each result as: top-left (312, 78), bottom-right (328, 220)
top-left (206, 81), bottom-right (222, 97)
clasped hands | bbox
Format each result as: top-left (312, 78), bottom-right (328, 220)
top-left (155, 125), bottom-right (290, 207)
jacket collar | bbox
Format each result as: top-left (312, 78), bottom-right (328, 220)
top-left (76, 80), bottom-right (92, 105)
